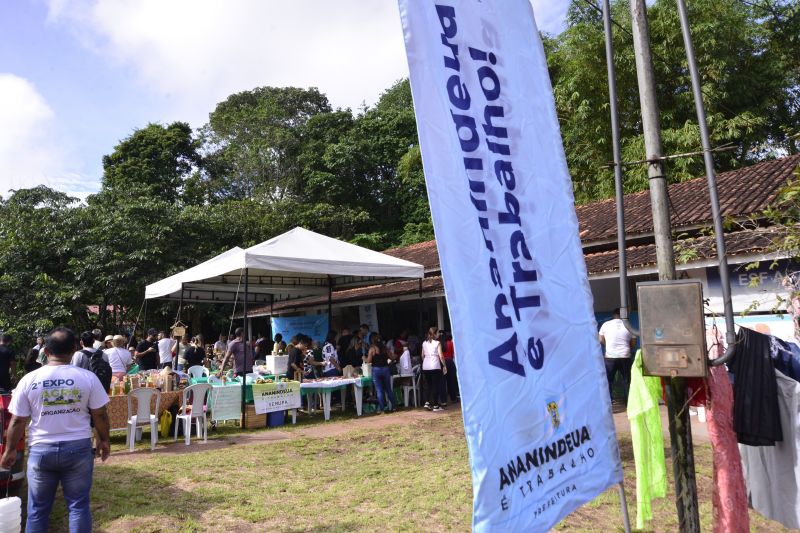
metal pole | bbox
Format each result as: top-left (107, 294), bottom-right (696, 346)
top-left (176, 286), bottom-right (184, 364)
top-left (675, 0), bottom-right (736, 366)
top-left (602, 0), bottom-right (639, 337)
top-left (418, 279), bottom-right (423, 336)
top-left (629, 1), bottom-right (700, 530)
top-left (602, 7), bottom-right (634, 531)
top-left (327, 276), bottom-right (333, 332)
top-left (242, 268), bottom-right (248, 428)
top-left (617, 482), bottom-right (632, 533)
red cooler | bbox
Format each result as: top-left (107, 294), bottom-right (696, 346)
top-left (0, 393), bottom-right (25, 490)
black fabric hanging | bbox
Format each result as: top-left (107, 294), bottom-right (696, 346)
top-left (728, 327), bottom-right (782, 446)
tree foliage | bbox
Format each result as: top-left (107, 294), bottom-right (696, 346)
top-left (0, 187), bottom-right (82, 337)
top-left (548, 0), bottom-right (800, 202)
top-left (101, 122), bottom-right (200, 203)
top-left (199, 86), bottom-right (332, 202)
top-left (2, 2), bottom-right (799, 345)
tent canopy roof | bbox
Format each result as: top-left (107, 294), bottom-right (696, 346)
top-left (144, 227), bottom-right (424, 304)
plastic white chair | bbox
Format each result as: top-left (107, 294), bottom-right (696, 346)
top-left (126, 388), bottom-right (160, 452)
top-left (392, 364), bottom-right (421, 407)
top-left (187, 365), bottom-right (210, 379)
top-left (207, 374), bottom-right (222, 385)
top-left (174, 383), bottom-right (212, 445)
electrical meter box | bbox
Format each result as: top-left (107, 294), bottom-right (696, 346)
top-left (637, 280), bottom-right (707, 378)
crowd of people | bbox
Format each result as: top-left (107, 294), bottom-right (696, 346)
top-left (156, 323), bottom-right (461, 414)
top-left (247, 324), bottom-right (460, 413)
top-left (0, 322), bottom-right (460, 531)
top-left (2, 323), bottom-right (461, 404)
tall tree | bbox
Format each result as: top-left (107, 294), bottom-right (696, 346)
top-left (548, 0), bottom-right (800, 203)
top-left (101, 122), bottom-right (200, 203)
top-left (200, 87), bottom-right (332, 202)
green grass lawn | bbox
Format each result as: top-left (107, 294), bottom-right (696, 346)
top-left (40, 410), bottom-right (790, 532)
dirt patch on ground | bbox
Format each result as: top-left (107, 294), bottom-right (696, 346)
top-left (293, 406), bottom-right (449, 439)
top-left (106, 407), bottom-right (451, 464)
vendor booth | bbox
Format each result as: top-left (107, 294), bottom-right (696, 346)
top-left (143, 227), bottom-right (424, 426)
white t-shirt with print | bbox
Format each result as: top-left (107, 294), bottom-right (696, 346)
top-left (158, 338), bottom-right (175, 364)
top-left (10, 364), bottom-right (109, 446)
top-left (599, 318), bottom-right (633, 358)
top-left (322, 342), bottom-right (339, 373)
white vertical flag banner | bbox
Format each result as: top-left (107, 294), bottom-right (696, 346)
top-left (398, 1), bottom-right (623, 531)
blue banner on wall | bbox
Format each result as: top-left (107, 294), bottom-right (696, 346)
top-left (271, 315), bottom-right (329, 344)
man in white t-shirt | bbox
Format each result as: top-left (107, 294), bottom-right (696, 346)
top-left (157, 331), bottom-right (176, 369)
top-left (1, 327), bottom-right (110, 533)
top-left (213, 334), bottom-right (228, 357)
top-left (599, 308), bottom-right (637, 402)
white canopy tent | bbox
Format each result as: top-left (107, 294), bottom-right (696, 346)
top-left (143, 227), bottom-right (424, 424)
top-left (145, 227), bottom-right (424, 306)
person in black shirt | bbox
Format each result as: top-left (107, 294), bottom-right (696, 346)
top-left (338, 336), bottom-right (363, 369)
top-left (367, 333), bottom-right (395, 413)
top-left (272, 333), bottom-right (286, 354)
top-left (0, 334), bottom-right (16, 391)
top-left (134, 329), bottom-right (159, 371)
top-left (254, 333), bottom-right (268, 358)
top-left (336, 328), bottom-right (352, 360)
top-left (287, 338), bottom-right (306, 381)
top-left (184, 336), bottom-right (206, 369)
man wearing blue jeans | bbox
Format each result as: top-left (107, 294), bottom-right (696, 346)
top-left (1, 327), bottom-right (110, 533)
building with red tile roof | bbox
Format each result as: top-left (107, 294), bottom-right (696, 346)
top-left (247, 155), bottom-right (800, 335)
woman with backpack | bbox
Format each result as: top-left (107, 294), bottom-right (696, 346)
top-left (71, 330), bottom-right (112, 393)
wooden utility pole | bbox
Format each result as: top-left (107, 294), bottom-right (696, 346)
top-left (628, 0), bottom-right (700, 530)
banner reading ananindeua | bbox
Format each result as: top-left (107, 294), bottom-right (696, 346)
top-left (398, 1), bottom-right (623, 531)
top-left (252, 382), bottom-right (301, 415)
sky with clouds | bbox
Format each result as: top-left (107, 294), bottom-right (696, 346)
top-left (0, 0), bottom-right (570, 198)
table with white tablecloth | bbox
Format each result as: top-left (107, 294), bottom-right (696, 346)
top-left (299, 377), bottom-right (370, 421)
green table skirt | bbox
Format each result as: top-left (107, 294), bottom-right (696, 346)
top-left (189, 374), bottom-right (286, 403)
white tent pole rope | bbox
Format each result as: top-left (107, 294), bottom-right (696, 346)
top-left (227, 269), bottom-right (244, 339)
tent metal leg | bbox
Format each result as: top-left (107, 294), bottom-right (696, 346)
top-left (327, 276), bottom-right (333, 331)
top-left (242, 268), bottom-right (249, 428)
